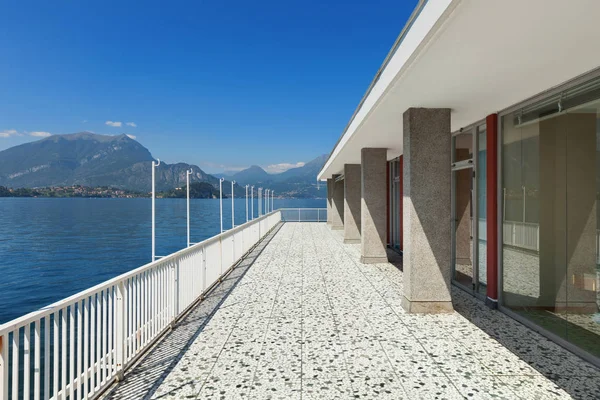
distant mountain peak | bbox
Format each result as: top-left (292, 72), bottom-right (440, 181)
top-left (41, 132), bottom-right (133, 143)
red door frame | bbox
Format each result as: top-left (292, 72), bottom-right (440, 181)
top-left (486, 114), bottom-right (499, 307)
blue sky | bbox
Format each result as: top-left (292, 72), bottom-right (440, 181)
top-left (0, 0), bottom-right (417, 173)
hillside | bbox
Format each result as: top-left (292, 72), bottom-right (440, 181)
top-left (0, 132), bottom-right (243, 194)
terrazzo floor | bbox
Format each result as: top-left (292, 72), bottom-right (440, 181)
top-left (111, 222), bottom-right (600, 399)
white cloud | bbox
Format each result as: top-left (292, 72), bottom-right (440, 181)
top-left (29, 131), bottom-right (52, 137)
top-left (105, 120), bottom-right (122, 127)
top-left (264, 161), bottom-right (305, 174)
top-left (126, 134), bottom-right (137, 139)
top-left (82, 120), bottom-right (88, 123)
top-left (0, 129), bottom-right (21, 138)
top-left (125, 122), bottom-right (137, 127)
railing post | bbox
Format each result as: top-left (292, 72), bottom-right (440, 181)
top-left (172, 259), bottom-right (179, 328)
top-left (298, 208), bottom-right (301, 222)
top-left (115, 282), bottom-right (126, 381)
top-left (201, 247), bottom-right (207, 297)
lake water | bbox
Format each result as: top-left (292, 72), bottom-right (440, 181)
top-left (0, 197), bottom-right (326, 324)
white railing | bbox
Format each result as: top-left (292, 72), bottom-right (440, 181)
top-left (279, 208), bottom-right (327, 222)
top-left (0, 210), bottom-right (282, 400)
top-left (501, 221), bottom-right (600, 264)
top-left (503, 221), bottom-right (539, 252)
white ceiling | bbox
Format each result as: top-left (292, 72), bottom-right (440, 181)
top-left (318, 0), bottom-right (600, 180)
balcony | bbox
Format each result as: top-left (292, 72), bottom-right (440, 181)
top-left (2, 212), bottom-right (600, 399)
top-left (103, 222), bottom-right (600, 399)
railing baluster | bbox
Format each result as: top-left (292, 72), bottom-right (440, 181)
top-left (173, 260), bottom-right (179, 325)
top-left (135, 276), bottom-right (140, 353)
top-left (83, 298), bottom-right (89, 399)
top-left (34, 321), bottom-right (40, 400)
top-left (101, 291), bottom-right (106, 386)
top-left (152, 268), bottom-right (157, 338)
top-left (53, 314), bottom-right (59, 400)
top-left (142, 272), bottom-right (147, 348)
top-left (127, 279), bottom-right (132, 362)
top-left (115, 281), bottom-right (125, 380)
top-left (12, 329), bottom-right (19, 400)
top-left (61, 309), bottom-right (67, 400)
top-left (69, 305), bottom-right (74, 399)
top-left (1, 333), bottom-right (7, 400)
top-left (43, 316), bottom-right (49, 400)
top-left (24, 324), bottom-right (30, 400)
top-left (93, 294), bottom-right (99, 393)
top-left (77, 300), bottom-right (82, 400)
top-left (108, 287), bottom-right (113, 380)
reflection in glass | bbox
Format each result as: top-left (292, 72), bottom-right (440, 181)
top-left (502, 95), bottom-right (600, 359)
top-left (453, 167), bottom-right (473, 288)
top-left (453, 132), bottom-right (473, 163)
top-left (477, 126), bottom-right (487, 295)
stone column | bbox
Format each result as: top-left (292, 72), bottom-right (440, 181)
top-left (402, 108), bottom-right (452, 313)
top-left (331, 175), bottom-right (344, 230)
top-left (344, 164), bottom-right (361, 244)
top-left (360, 148), bottom-right (388, 263)
top-left (326, 178), bottom-right (333, 225)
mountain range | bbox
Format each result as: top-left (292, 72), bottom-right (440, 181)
top-left (216, 154), bottom-right (328, 198)
top-left (0, 132), bottom-right (327, 197)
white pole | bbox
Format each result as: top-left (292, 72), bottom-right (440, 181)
top-left (271, 190), bottom-right (274, 211)
top-left (503, 188), bottom-right (506, 221)
top-left (187, 169), bottom-right (192, 247)
top-left (231, 180), bottom-right (236, 229)
top-left (220, 178), bottom-right (224, 233)
top-left (258, 188), bottom-right (262, 216)
top-left (251, 186), bottom-right (254, 220)
top-left (265, 189), bottom-right (269, 213)
top-left (245, 185), bottom-right (249, 222)
top-left (522, 186), bottom-right (526, 223)
top-left (152, 159), bottom-right (161, 262)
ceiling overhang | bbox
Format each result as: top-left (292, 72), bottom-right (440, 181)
top-left (318, 0), bottom-right (600, 180)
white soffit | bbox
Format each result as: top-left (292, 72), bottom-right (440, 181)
top-left (318, 0), bottom-right (600, 180)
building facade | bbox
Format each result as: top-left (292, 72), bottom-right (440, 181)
top-left (318, 0), bottom-right (600, 366)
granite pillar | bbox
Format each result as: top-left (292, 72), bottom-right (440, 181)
top-left (331, 175), bottom-right (344, 230)
top-left (360, 148), bottom-right (388, 263)
top-left (402, 108), bottom-right (452, 313)
top-left (343, 164), bottom-right (361, 244)
top-left (326, 178), bottom-right (333, 225)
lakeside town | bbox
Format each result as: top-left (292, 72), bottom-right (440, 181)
top-left (0, 183), bottom-right (220, 199)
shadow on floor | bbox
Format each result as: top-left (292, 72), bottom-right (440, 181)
top-left (100, 223), bottom-right (283, 400)
top-left (385, 249), bottom-right (600, 399)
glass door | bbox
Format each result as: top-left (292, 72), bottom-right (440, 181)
top-left (388, 158), bottom-right (402, 251)
top-left (452, 130), bottom-right (477, 292)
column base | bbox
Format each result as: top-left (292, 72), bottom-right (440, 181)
top-left (360, 256), bottom-right (388, 264)
top-left (331, 225), bottom-right (344, 231)
top-left (401, 297), bottom-right (454, 313)
top-left (344, 238), bottom-right (361, 244)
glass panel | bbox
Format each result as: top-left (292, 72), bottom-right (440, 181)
top-left (477, 126), bottom-right (487, 295)
top-left (453, 132), bottom-right (473, 163)
top-left (502, 108), bottom-right (568, 343)
top-left (453, 167), bottom-right (473, 288)
top-left (392, 160), bottom-right (400, 250)
top-left (388, 159), bottom-right (402, 251)
top-left (564, 100), bottom-right (600, 359)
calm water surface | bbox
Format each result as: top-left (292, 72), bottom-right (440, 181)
top-left (0, 197), bottom-right (326, 323)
